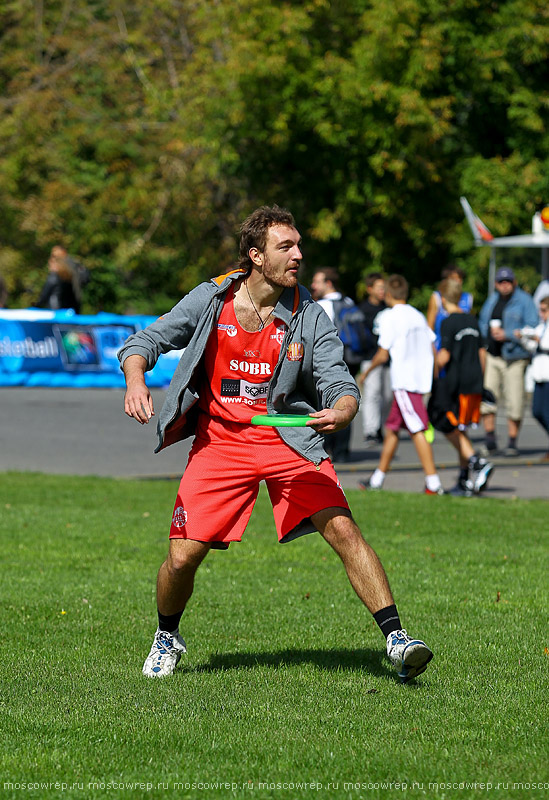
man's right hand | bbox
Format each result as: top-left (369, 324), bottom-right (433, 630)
top-left (123, 355), bottom-right (155, 424)
top-left (124, 383), bottom-right (155, 424)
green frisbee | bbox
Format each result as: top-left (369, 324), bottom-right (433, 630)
top-left (251, 414), bottom-right (313, 427)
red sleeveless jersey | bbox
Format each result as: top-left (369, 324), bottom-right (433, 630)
top-left (198, 286), bottom-right (287, 423)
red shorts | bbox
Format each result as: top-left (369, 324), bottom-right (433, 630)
top-left (169, 414), bottom-right (349, 549)
top-left (385, 390), bottom-right (429, 434)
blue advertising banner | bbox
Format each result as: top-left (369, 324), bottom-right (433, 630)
top-left (0, 309), bottom-right (181, 387)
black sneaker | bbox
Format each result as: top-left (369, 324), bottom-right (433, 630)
top-left (503, 445), bottom-right (520, 457)
top-left (446, 479), bottom-right (473, 497)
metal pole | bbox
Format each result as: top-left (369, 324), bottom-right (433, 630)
top-left (488, 247), bottom-right (496, 294)
top-left (542, 247), bottom-right (548, 280)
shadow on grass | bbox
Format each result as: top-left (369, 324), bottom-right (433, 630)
top-left (189, 647), bottom-right (393, 679)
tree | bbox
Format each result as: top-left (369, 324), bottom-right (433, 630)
top-left (0, 0), bottom-right (547, 313)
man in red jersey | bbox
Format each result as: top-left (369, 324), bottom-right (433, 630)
top-left (119, 205), bottom-right (433, 683)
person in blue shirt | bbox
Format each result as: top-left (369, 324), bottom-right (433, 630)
top-left (427, 266), bottom-right (473, 350)
top-left (478, 267), bottom-right (539, 456)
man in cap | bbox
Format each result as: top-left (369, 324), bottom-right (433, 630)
top-left (478, 267), bottom-right (538, 455)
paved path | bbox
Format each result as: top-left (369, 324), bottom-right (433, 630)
top-left (1, 387), bottom-right (547, 500)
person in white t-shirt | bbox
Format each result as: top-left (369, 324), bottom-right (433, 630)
top-left (357, 274), bottom-right (443, 494)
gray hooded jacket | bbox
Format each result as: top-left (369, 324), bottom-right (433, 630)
top-left (118, 269), bottom-right (360, 464)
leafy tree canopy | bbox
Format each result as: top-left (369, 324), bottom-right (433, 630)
top-left (0, 0), bottom-right (548, 314)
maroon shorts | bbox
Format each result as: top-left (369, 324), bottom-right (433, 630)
top-left (385, 390), bottom-right (429, 434)
top-left (169, 415), bottom-right (349, 549)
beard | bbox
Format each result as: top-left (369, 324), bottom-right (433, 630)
top-left (261, 254), bottom-right (299, 289)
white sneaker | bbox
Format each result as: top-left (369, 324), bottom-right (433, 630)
top-left (386, 629), bottom-right (433, 683)
top-left (142, 628), bottom-right (187, 677)
top-left (470, 458), bottom-right (494, 494)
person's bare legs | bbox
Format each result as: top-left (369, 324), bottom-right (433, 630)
top-left (508, 418), bottom-right (520, 442)
top-left (378, 428), bottom-right (399, 473)
top-left (445, 429), bottom-right (475, 467)
top-left (312, 507), bottom-right (393, 613)
top-left (362, 428), bottom-right (399, 489)
top-left (312, 506), bottom-right (433, 681)
top-left (482, 411), bottom-right (496, 437)
top-left (143, 539), bottom-right (211, 677)
top-left (157, 538), bottom-right (211, 616)
top-left (411, 430), bottom-right (437, 476)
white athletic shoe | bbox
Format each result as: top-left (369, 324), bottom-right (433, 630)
top-left (470, 457), bottom-right (494, 494)
top-left (386, 629), bottom-right (433, 683)
top-left (142, 628), bottom-right (187, 678)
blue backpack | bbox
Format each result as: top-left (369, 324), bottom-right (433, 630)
top-left (332, 297), bottom-right (372, 366)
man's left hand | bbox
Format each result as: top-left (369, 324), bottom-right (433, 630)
top-left (307, 397), bottom-right (358, 433)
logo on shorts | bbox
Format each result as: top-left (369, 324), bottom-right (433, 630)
top-left (217, 323), bottom-right (237, 337)
top-left (172, 506), bottom-right (188, 528)
top-left (286, 342), bottom-right (304, 361)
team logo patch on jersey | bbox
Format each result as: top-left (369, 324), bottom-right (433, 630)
top-left (287, 342), bottom-right (304, 361)
top-left (217, 323), bottom-right (237, 337)
top-left (172, 506), bottom-right (188, 528)
top-left (270, 323), bottom-right (287, 345)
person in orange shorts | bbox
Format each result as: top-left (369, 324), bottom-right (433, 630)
top-left (119, 205), bottom-right (433, 683)
top-left (428, 278), bottom-right (495, 496)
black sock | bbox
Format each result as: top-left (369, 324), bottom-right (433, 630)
top-left (459, 467), bottom-right (469, 482)
top-left (508, 437), bottom-right (516, 448)
top-left (373, 604), bottom-right (402, 639)
top-left (486, 431), bottom-right (496, 446)
top-left (158, 610), bottom-right (183, 633)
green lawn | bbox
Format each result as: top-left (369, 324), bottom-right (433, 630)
top-left (0, 473), bottom-right (547, 799)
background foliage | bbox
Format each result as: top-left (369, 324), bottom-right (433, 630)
top-left (1, 0), bottom-right (548, 314)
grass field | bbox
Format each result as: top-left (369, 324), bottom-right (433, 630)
top-left (0, 473), bottom-right (548, 800)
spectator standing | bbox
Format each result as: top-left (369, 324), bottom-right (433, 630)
top-left (427, 266), bottom-right (473, 350)
top-left (478, 266), bottom-right (539, 456)
top-left (359, 272), bottom-right (391, 447)
top-left (36, 245), bottom-right (81, 313)
top-left (357, 275), bottom-right (443, 495)
top-left (310, 267), bottom-right (360, 462)
top-left (514, 295), bottom-right (549, 461)
top-left (428, 279), bottom-right (494, 496)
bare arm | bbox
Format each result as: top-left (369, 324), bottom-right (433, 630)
top-left (123, 354), bottom-right (155, 424)
top-left (426, 292), bottom-right (438, 330)
top-left (479, 347), bottom-right (486, 373)
top-left (437, 347), bottom-right (451, 370)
